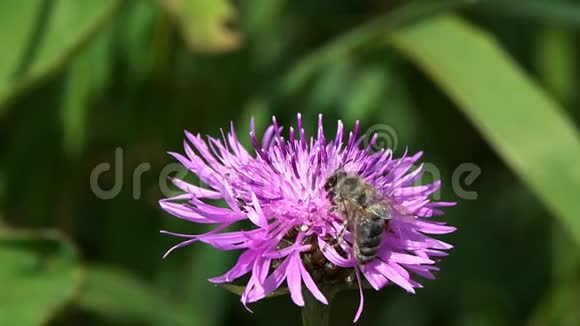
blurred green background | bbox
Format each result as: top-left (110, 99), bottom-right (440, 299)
top-left (1, 0), bottom-right (580, 325)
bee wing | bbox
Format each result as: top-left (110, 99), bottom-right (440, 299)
top-left (382, 197), bottom-right (417, 224)
top-left (343, 197), bottom-right (391, 221)
top-left (366, 204), bottom-right (391, 220)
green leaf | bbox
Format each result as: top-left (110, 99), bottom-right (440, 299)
top-left (0, 229), bottom-right (82, 326)
top-left (241, 0), bottom-right (285, 68)
top-left (76, 265), bottom-right (190, 325)
top-left (389, 15), bottom-right (580, 245)
top-left (308, 59), bottom-right (354, 114)
top-left (117, 0), bottom-right (159, 84)
top-left (0, 170), bottom-right (5, 213)
top-left (474, 0), bottom-right (580, 27)
top-left (340, 65), bottom-right (390, 123)
top-left (280, 0), bottom-right (473, 95)
top-left (528, 277), bottom-right (580, 326)
top-left (160, 0), bottom-right (241, 52)
top-left (0, 0), bottom-right (122, 112)
top-left (280, 0), bottom-right (580, 96)
top-left (61, 27), bottom-right (113, 156)
top-left (534, 27), bottom-right (575, 104)
top-left (188, 246), bottom-right (233, 326)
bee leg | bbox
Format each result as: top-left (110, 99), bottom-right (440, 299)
top-left (385, 220), bottom-right (392, 233)
top-left (323, 220), bottom-right (348, 251)
top-left (334, 221), bottom-right (348, 245)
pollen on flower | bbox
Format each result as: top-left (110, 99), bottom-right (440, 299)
top-left (160, 114), bottom-right (456, 322)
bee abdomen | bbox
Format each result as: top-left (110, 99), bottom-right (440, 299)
top-left (354, 244), bottom-right (379, 264)
top-left (357, 220), bottom-right (383, 238)
top-left (360, 234), bottom-right (381, 248)
top-left (358, 246), bottom-right (378, 256)
top-left (354, 220), bottom-right (384, 264)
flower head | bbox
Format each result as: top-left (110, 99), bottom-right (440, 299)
top-left (160, 114), bottom-right (455, 322)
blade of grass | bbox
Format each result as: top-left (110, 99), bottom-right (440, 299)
top-left (474, 0), bottom-right (580, 27)
top-left (281, 0), bottom-right (580, 95)
top-left (280, 0), bottom-right (476, 94)
top-left (534, 27), bottom-right (575, 104)
top-left (389, 15), bottom-right (580, 245)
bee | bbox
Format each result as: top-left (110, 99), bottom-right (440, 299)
top-left (324, 168), bottom-right (411, 265)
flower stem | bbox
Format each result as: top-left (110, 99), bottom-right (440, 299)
top-left (301, 287), bottom-right (337, 326)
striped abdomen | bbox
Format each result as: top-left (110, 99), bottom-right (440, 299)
top-left (353, 211), bottom-right (385, 264)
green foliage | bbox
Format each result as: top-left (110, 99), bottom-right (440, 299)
top-left (1, 1), bottom-right (580, 325)
top-left (61, 28), bottom-right (114, 156)
top-left (160, 0), bottom-right (240, 52)
top-left (528, 277), bottom-right (580, 326)
top-left (0, 229), bottom-right (81, 325)
top-left (76, 265), bottom-right (190, 325)
top-left (0, 0), bottom-right (121, 112)
top-left (389, 15), bottom-right (580, 246)
top-left (534, 27), bottom-right (575, 104)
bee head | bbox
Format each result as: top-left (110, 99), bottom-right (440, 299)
top-left (324, 170), bottom-right (346, 192)
top-left (339, 176), bottom-right (362, 197)
top-left (324, 160), bottom-right (353, 192)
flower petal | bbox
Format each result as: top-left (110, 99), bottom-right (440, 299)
top-left (385, 251), bottom-right (433, 265)
top-left (298, 258), bottom-right (328, 304)
top-left (247, 192), bottom-right (269, 228)
top-left (209, 249), bottom-right (257, 283)
top-left (373, 260), bottom-right (415, 293)
top-left (353, 266), bottom-right (365, 323)
top-left (170, 178), bottom-right (222, 199)
top-left (318, 237), bottom-right (354, 268)
top-left (287, 254), bottom-right (304, 306)
top-left (246, 255), bottom-right (291, 303)
top-left (241, 256), bottom-right (271, 306)
top-left (362, 263), bottom-right (389, 290)
top-left (415, 220), bottom-right (457, 234)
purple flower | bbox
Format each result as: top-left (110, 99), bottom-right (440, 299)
top-left (160, 114), bottom-right (455, 322)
